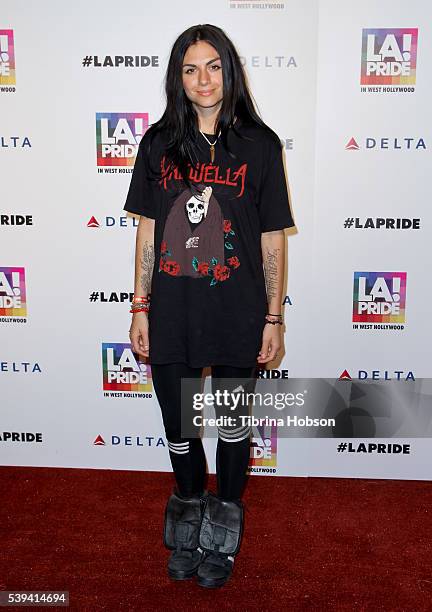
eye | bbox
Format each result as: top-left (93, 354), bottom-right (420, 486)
top-left (211, 64), bottom-right (221, 71)
top-left (184, 67), bottom-right (195, 74)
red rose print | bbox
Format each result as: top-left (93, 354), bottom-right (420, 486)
top-left (159, 257), bottom-right (164, 271)
top-left (223, 219), bottom-right (232, 233)
top-left (213, 264), bottom-right (230, 281)
top-left (197, 261), bottom-right (210, 275)
top-left (161, 240), bottom-right (167, 254)
top-left (163, 260), bottom-right (180, 276)
top-left (227, 256), bottom-right (240, 269)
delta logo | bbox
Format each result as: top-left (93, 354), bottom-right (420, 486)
top-left (96, 112), bottom-right (148, 167)
top-left (352, 272), bottom-right (407, 325)
top-left (86, 215), bottom-right (139, 229)
top-left (339, 369), bottom-right (415, 381)
top-left (93, 434), bottom-right (165, 448)
top-left (345, 136), bottom-right (425, 151)
top-left (248, 423), bottom-right (278, 473)
top-left (360, 28), bottom-right (418, 87)
top-left (0, 267), bottom-right (27, 319)
top-left (87, 216), bottom-right (99, 228)
top-left (102, 342), bottom-right (152, 394)
top-left (0, 29), bottom-right (16, 89)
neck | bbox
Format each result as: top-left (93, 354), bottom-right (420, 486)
top-left (193, 101), bottom-right (222, 134)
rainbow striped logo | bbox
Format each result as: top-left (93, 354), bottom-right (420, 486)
top-left (361, 28), bottom-right (418, 85)
top-left (249, 423), bottom-right (278, 468)
top-left (0, 30), bottom-right (15, 85)
top-left (96, 113), bottom-right (148, 167)
top-left (0, 267), bottom-right (26, 317)
top-left (353, 272), bottom-right (407, 323)
top-left (102, 342), bottom-right (152, 391)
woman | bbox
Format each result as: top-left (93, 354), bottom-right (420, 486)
top-left (124, 24), bottom-right (295, 589)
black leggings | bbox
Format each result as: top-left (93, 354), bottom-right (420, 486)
top-left (151, 363), bottom-right (256, 502)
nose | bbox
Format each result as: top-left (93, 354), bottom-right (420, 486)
top-left (198, 66), bottom-right (210, 86)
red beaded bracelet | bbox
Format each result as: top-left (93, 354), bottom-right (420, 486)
top-left (132, 295), bottom-right (151, 304)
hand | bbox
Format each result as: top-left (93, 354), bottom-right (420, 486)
top-left (200, 186), bottom-right (212, 217)
top-left (200, 185), bottom-right (212, 203)
top-left (129, 311), bottom-right (149, 359)
top-left (257, 323), bottom-right (282, 364)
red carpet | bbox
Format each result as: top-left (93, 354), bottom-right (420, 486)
top-left (1, 466), bottom-right (431, 611)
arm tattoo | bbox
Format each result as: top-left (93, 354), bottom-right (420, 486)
top-left (140, 241), bottom-right (155, 294)
top-left (263, 247), bottom-right (280, 300)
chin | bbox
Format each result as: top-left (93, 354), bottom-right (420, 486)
top-left (195, 96), bottom-right (223, 108)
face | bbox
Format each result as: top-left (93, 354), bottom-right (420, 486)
top-left (182, 40), bottom-right (223, 111)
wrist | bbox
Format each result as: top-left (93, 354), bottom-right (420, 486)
top-left (132, 293), bottom-right (151, 303)
top-left (265, 312), bottom-right (283, 326)
top-left (130, 293), bottom-right (150, 314)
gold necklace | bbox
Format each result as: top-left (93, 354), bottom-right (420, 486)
top-left (199, 130), bottom-right (220, 163)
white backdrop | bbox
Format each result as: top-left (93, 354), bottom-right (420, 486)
top-left (1, 0), bottom-right (431, 480)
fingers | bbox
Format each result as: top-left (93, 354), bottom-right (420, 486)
top-left (203, 186), bottom-right (212, 201)
top-left (129, 330), bottom-right (139, 354)
top-left (257, 339), bottom-right (281, 364)
top-left (138, 330), bottom-right (150, 358)
top-left (257, 342), bottom-right (277, 364)
top-left (267, 345), bottom-right (280, 362)
top-left (130, 328), bottom-right (149, 359)
top-left (257, 339), bottom-right (270, 363)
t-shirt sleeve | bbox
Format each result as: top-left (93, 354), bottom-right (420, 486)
top-left (123, 135), bottom-right (157, 219)
top-left (257, 137), bottom-right (295, 232)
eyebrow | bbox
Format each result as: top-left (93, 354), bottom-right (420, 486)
top-left (182, 57), bottom-right (221, 67)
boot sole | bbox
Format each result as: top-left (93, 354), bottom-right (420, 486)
top-left (168, 567), bottom-right (199, 581)
top-left (197, 575), bottom-right (230, 588)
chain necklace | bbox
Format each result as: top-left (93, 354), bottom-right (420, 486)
top-left (199, 130), bottom-right (220, 163)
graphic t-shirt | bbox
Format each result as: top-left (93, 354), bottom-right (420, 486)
top-left (123, 120), bottom-right (295, 368)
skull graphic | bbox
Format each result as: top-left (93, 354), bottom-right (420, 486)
top-left (185, 186), bottom-right (212, 224)
top-left (186, 195), bottom-right (205, 224)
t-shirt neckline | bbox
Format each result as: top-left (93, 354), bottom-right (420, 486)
top-left (200, 118), bottom-right (241, 140)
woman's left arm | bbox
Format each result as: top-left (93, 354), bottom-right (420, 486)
top-left (258, 230), bottom-right (286, 364)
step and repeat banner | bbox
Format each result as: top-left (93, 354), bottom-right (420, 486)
top-left (1, 1), bottom-right (431, 480)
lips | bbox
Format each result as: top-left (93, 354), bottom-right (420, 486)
top-left (197, 90), bottom-right (214, 96)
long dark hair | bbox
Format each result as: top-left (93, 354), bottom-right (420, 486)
top-left (145, 24), bottom-right (272, 186)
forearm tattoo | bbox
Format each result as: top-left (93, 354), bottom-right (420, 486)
top-left (140, 241), bottom-right (155, 294)
top-left (263, 247), bottom-right (280, 300)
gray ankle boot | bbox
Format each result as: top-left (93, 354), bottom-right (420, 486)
top-left (163, 491), bottom-right (204, 580)
top-left (196, 493), bottom-right (244, 588)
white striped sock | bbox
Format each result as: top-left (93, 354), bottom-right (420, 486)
top-left (168, 441), bottom-right (190, 455)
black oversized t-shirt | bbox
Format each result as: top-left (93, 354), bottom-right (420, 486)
top-left (123, 120), bottom-right (295, 368)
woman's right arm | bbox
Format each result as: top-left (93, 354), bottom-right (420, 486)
top-left (129, 215), bottom-right (155, 359)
